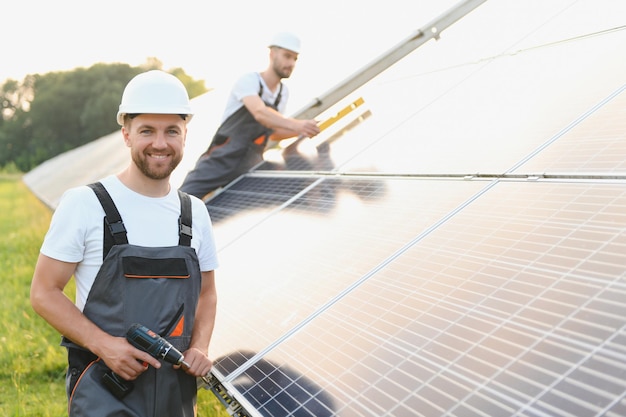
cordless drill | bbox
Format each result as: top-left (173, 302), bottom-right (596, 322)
top-left (127, 324), bottom-right (212, 386)
top-left (102, 323), bottom-right (190, 399)
top-left (126, 323), bottom-right (190, 368)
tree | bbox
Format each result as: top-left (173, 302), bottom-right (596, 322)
top-left (0, 76), bottom-right (35, 169)
top-left (0, 62), bottom-right (208, 172)
top-left (170, 67), bottom-right (210, 98)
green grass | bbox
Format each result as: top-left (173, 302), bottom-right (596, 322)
top-left (0, 175), bottom-right (229, 416)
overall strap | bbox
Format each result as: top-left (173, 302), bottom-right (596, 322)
top-left (274, 82), bottom-right (283, 108)
top-left (257, 77), bottom-right (283, 108)
top-left (88, 182), bottom-right (128, 259)
top-left (177, 190), bottom-right (192, 247)
top-left (89, 183), bottom-right (193, 256)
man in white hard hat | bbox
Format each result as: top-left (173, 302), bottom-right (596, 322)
top-left (180, 31), bottom-right (321, 199)
top-left (31, 70), bottom-right (219, 416)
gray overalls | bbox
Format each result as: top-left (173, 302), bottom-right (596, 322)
top-left (179, 80), bottom-right (283, 199)
top-left (63, 182), bottom-right (201, 417)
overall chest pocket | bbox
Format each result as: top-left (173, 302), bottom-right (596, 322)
top-left (121, 256), bottom-right (192, 338)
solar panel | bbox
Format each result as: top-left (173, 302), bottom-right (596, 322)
top-left (332, 30), bottom-right (626, 177)
top-left (207, 178), bottom-right (626, 416)
top-left (199, 1), bottom-right (626, 415)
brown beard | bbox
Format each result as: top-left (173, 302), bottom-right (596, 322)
top-left (132, 151), bottom-right (181, 180)
top-left (273, 60), bottom-right (293, 79)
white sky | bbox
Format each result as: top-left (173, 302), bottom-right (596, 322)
top-left (8, 1), bottom-right (623, 113)
top-left (3, 0), bottom-right (457, 110)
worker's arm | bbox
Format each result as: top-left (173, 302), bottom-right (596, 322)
top-left (242, 95), bottom-right (320, 140)
top-left (269, 127), bottom-right (308, 141)
top-left (182, 270), bottom-right (217, 377)
top-left (30, 254), bottom-right (160, 379)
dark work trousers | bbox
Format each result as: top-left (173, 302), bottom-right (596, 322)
top-left (180, 90), bottom-right (281, 199)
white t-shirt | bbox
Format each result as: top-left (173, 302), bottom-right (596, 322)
top-left (40, 175), bottom-right (219, 311)
top-left (221, 72), bottom-right (290, 123)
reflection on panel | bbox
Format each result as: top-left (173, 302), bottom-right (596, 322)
top-left (257, 108), bottom-right (374, 173)
top-left (209, 178), bottom-right (486, 361)
top-left (207, 177), bottom-right (317, 224)
top-left (217, 181), bottom-right (626, 416)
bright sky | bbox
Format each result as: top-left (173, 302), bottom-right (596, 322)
top-left (3, 0), bottom-right (456, 110)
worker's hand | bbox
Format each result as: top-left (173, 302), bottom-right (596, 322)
top-left (295, 119), bottom-right (321, 138)
top-left (96, 336), bottom-right (161, 380)
top-left (179, 347), bottom-right (213, 378)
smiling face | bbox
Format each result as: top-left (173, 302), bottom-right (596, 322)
top-left (122, 113), bottom-right (187, 181)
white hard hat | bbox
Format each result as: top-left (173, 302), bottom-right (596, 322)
top-left (268, 32), bottom-right (301, 54)
top-left (116, 70), bottom-right (193, 125)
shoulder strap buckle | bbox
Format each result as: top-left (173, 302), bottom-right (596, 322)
top-left (88, 182), bottom-right (128, 259)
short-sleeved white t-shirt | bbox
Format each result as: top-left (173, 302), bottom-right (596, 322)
top-left (40, 175), bottom-right (219, 311)
top-left (221, 72), bottom-right (290, 123)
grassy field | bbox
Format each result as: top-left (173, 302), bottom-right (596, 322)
top-left (0, 175), bottom-right (229, 416)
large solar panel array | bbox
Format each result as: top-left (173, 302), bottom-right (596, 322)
top-left (200, 1), bottom-right (626, 416)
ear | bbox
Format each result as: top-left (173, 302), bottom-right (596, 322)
top-left (121, 127), bottom-right (131, 147)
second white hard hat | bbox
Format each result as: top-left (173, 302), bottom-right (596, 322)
top-left (268, 32), bottom-right (301, 54)
top-left (116, 70), bottom-right (194, 126)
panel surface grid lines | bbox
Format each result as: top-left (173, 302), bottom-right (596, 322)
top-left (222, 182), bottom-right (626, 416)
top-left (210, 178), bottom-right (488, 367)
top-left (514, 84), bottom-right (626, 175)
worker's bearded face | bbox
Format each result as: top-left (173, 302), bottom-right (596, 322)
top-left (271, 48), bottom-right (298, 79)
top-left (124, 114), bottom-right (186, 180)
